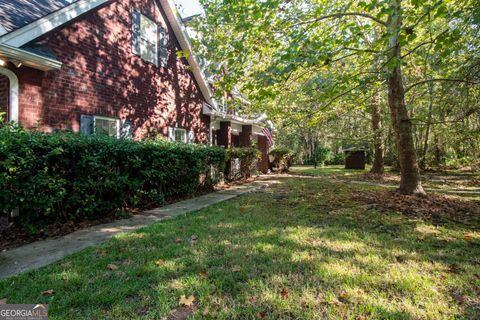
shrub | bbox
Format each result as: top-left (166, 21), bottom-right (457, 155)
top-left (305, 146), bottom-right (332, 167)
top-left (269, 147), bottom-right (294, 173)
top-left (0, 126), bottom-right (226, 227)
top-left (225, 147), bottom-right (261, 181)
top-left (325, 153), bottom-right (345, 165)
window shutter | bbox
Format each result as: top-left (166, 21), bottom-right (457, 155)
top-left (159, 26), bottom-right (168, 67)
top-left (132, 10), bottom-right (141, 55)
top-left (168, 127), bottom-right (174, 141)
top-left (80, 115), bottom-right (94, 135)
top-left (121, 119), bottom-right (133, 139)
top-left (188, 130), bottom-right (194, 144)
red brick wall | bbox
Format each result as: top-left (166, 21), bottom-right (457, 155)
top-left (6, 0), bottom-right (210, 142)
top-left (257, 135), bottom-right (269, 174)
top-left (218, 121), bottom-right (232, 148)
top-left (239, 125), bottom-right (252, 147)
top-left (0, 75), bottom-right (7, 122)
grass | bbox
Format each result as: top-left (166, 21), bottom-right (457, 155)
top-left (1, 176), bottom-right (479, 319)
top-left (290, 165), bottom-right (480, 194)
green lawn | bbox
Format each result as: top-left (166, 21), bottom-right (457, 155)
top-left (290, 165), bottom-right (480, 194)
top-left (1, 177), bottom-right (479, 319)
top-left (290, 164), bottom-right (369, 177)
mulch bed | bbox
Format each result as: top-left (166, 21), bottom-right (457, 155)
top-left (354, 190), bottom-right (480, 226)
top-left (0, 177), bottom-right (261, 252)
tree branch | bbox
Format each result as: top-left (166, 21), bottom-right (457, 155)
top-left (297, 12), bottom-right (387, 28)
top-left (405, 78), bottom-right (480, 93)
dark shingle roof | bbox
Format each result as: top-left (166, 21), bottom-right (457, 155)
top-left (0, 0), bottom-right (79, 34)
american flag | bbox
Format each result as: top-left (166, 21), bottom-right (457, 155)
top-left (262, 127), bottom-right (274, 147)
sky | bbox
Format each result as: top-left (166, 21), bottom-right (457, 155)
top-left (173, 0), bottom-right (204, 18)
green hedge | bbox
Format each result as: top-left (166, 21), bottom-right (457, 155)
top-left (225, 147), bottom-right (261, 181)
top-left (0, 126), bottom-right (226, 225)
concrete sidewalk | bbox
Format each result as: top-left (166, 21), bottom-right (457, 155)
top-left (0, 179), bottom-right (276, 279)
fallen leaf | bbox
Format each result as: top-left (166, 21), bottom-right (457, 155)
top-left (329, 298), bottom-right (342, 306)
top-left (0, 298), bottom-right (7, 304)
top-left (356, 316), bottom-right (366, 320)
top-left (338, 290), bottom-right (349, 303)
top-left (106, 264), bottom-right (119, 271)
top-left (281, 288), bottom-right (288, 300)
top-left (42, 289), bottom-right (55, 296)
top-left (99, 250), bottom-right (108, 257)
top-left (202, 306), bottom-right (209, 316)
top-left (174, 238), bottom-right (182, 244)
top-left (463, 234), bottom-right (474, 241)
top-left (179, 295), bottom-right (195, 307)
top-left (155, 259), bottom-right (165, 267)
top-left (231, 266), bottom-right (241, 272)
top-left (452, 292), bottom-right (466, 304)
top-left (249, 296), bottom-right (257, 304)
top-left (239, 207), bottom-right (245, 214)
top-left (198, 271), bottom-right (208, 279)
top-left (259, 311), bottom-right (267, 319)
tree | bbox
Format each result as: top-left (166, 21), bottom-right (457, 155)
top-left (194, 0), bottom-right (480, 194)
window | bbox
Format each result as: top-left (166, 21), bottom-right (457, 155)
top-left (80, 115), bottom-right (120, 138)
top-left (94, 116), bottom-right (119, 138)
top-left (168, 127), bottom-right (188, 143)
top-left (132, 10), bottom-right (158, 65)
top-left (174, 128), bottom-right (187, 143)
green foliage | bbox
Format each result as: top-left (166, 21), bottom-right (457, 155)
top-left (325, 153), bottom-right (345, 166)
top-left (305, 146), bottom-right (332, 167)
top-left (270, 147), bottom-right (295, 173)
top-left (226, 147), bottom-right (261, 181)
top-left (195, 0), bottom-right (480, 174)
top-left (0, 128), bottom-right (226, 227)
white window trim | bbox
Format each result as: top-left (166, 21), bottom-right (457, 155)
top-left (93, 115), bottom-right (120, 138)
top-left (173, 127), bottom-right (187, 143)
top-left (133, 11), bottom-right (159, 66)
top-left (0, 67), bottom-right (19, 122)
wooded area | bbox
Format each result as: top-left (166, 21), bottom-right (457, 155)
top-left (192, 0), bottom-right (480, 195)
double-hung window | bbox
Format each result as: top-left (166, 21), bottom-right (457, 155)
top-left (168, 127), bottom-right (189, 143)
top-left (94, 116), bottom-right (120, 138)
top-left (132, 10), bottom-right (158, 65)
top-left (80, 115), bottom-right (121, 138)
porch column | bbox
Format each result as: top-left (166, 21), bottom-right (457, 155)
top-left (257, 135), bottom-right (269, 174)
top-left (239, 125), bottom-right (252, 147)
top-left (218, 121), bottom-right (232, 148)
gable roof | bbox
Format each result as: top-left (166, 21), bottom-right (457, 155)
top-left (0, 0), bottom-right (216, 107)
top-left (0, 0), bottom-right (78, 35)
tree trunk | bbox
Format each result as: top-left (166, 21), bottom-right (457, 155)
top-left (370, 93), bottom-right (384, 174)
top-left (387, 0), bottom-right (425, 195)
top-left (420, 81), bottom-right (434, 169)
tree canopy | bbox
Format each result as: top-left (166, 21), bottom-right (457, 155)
top-left (192, 0), bottom-right (480, 194)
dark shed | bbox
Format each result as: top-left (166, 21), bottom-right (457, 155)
top-left (341, 144), bottom-right (369, 170)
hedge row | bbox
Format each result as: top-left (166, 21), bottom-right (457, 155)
top-left (225, 147), bottom-right (261, 181)
top-left (0, 126), bottom-right (226, 225)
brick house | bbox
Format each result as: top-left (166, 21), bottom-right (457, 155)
top-left (0, 0), bottom-right (271, 173)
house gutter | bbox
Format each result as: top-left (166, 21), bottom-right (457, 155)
top-left (0, 44), bottom-right (62, 71)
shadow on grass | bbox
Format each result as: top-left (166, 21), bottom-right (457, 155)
top-left (0, 177), bottom-right (479, 319)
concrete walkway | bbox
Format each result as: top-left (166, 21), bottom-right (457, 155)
top-left (0, 179), bottom-right (276, 279)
